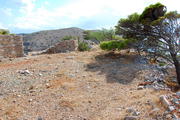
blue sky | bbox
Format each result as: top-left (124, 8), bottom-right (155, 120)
top-left (0, 0), bottom-right (179, 33)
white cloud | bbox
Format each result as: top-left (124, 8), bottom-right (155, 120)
top-left (12, 0), bottom-right (180, 31)
top-left (2, 8), bottom-right (12, 16)
top-left (0, 23), bottom-right (7, 29)
top-left (19, 0), bottom-right (37, 14)
top-left (14, 7), bottom-right (54, 29)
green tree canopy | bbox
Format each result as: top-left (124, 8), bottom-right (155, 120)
top-left (139, 2), bottom-right (166, 23)
top-left (115, 3), bottom-right (180, 85)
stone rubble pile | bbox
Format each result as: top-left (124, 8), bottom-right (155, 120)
top-left (138, 69), bottom-right (169, 90)
top-left (137, 61), bottom-right (180, 119)
top-left (124, 107), bottom-right (141, 120)
top-left (160, 92), bottom-right (180, 119)
top-left (43, 40), bottom-right (78, 54)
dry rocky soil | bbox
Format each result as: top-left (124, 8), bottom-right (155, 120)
top-left (0, 49), bottom-right (177, 120)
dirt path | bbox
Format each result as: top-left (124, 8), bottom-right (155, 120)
top-left (0, 50), bottom-right (169, 120)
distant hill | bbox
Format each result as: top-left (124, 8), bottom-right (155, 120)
top-left (21, 27), bottom-right (85, 52)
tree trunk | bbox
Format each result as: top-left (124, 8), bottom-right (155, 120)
top-left (172, 55), bottom-right (180, 85)
top-left (174, 60), bottom-right (180, 85)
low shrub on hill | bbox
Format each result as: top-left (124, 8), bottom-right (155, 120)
top-left (0, 29), bottom-right (10, 35)
top-left (78, 41), bottom-right (91, 51)
top-left (83, 28), bottom-right (115, 42)
top-left (62, 36), bottom-right (76, 41)
top-left (100, 39), bottom-right (131, 51)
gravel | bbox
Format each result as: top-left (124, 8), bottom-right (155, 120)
top-left (0, 50), bottom-right (174, 119)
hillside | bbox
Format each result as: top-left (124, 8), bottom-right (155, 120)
top-left (22, 27), bottom-right (85, 53)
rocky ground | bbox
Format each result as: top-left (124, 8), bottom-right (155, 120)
top-left (0, 49), bottom-right (179, 120)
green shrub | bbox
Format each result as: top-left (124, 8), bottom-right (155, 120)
top-left (100, 39), bottom-right (130, 51)
top-left (78, 41), bottom-right (90, 51)
top-left (159, 62), bottom-right (166, 66)
top-left (83, 30), bottom-right (105, 41)
top-left (114, 35), bottom-right (123, 40)
top-left (0, 29), bottom-right (10, 35)
top-left (62, 36), bottom-right (75, 41)
top-left (83, 28), bottom-right (116, 42)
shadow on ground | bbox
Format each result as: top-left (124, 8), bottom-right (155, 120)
top-left (85, 52), bottom-right (149, 84)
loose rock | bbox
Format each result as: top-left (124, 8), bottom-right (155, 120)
top-left (137, 86), bottom-right (144, 90)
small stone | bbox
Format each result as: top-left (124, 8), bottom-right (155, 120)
top-left (145, 85), bottom-right (153, 89)
top-left (132, 111), bottom-right (140, 116)
top-left (29, 90), bottom-right (36, 93)
top-left (163, 110), bottom-right (169, 116)
top-left (24, 70), bottom-right (30, 74)
top-left (29, 85), bottom-right (34, 90)
top-left (17, 95), bottom-right (21, 97)
top-left (137, 86), bottom-right (144, 90)
top-left (37, 116), bottom-right (43, 120)
top-left (24, 58), bottom-right (30, 60)
top-left (47, 56), bottom-right (51, 59)
top-left (46, 83), bottom-right (50, 88)
top-left (124, 116), bottom-right (137, 120)
top-left (69, 74), bottom-right (75, 78)
top-left (168, 105), bottom-right (175, 111)
top-left (126, 107), bottom-right (135, 113)
top-left (66, 56), bottom-right (74, 59)
top-left (9, 58), bottom-right (13, 61)
top-left (28, 99), bottom-right (33, 102)
top-left (0, 81), bottom-right (3, 85)
top-left (172, 98), bottom-right (179, 104)
top-left (160, 95), bottom-right (171, 107)
top-left (18, 69), bottom-right (31, 75)
top-left (39, 73), bottom-right (42, 76)
top-left (166, 114), bottom-right (172, 119)
top-left (149, 108), bottom-right (160, 116)
top-left (176, 92), bottom-right (180, 97)
top-left (116, 107), bottom-right (122, 111)
top-left (75, 70), bottom-right (79, 73)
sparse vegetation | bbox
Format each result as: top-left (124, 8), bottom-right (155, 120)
top-left (100, 39), bottom-right (132, 51)
top-left (62, 36), bottom-right (75, 41)
top-left (83, 30), bottom-right (105, 41)
top-left (159, 62), bottom-right (167, 66)
top-left (78, 41), bottom-right (91, 51)
top-left (0, 29), bottom-right (10, 35)
top-left (100, 40), bottom-right (123, 51)
top-left (83, 28), bottom-right (116, 41)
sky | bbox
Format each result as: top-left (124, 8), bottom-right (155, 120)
top-left (0, 0), bottom-right (179, 33)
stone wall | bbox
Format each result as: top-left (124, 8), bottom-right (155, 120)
top-left (43, 40), bottom-right (78, 54)
top-left (0, 35), bottom-right (24, 58)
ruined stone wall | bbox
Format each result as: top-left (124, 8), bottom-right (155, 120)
top-left (44, 40), bottom-right (78, 54)
top-left (0, 35), bottom-right (24, 58)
